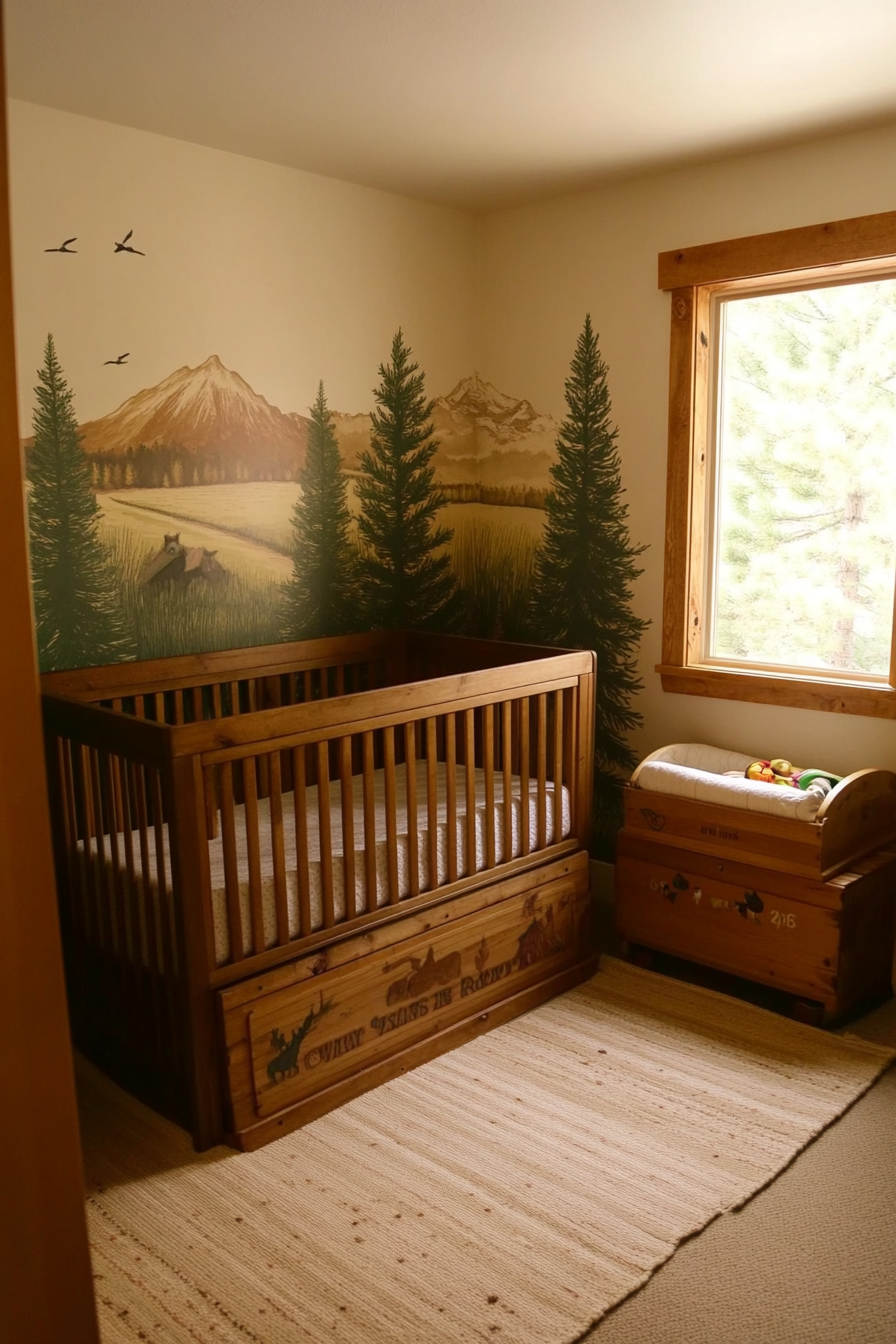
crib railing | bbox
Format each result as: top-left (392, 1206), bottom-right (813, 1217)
top-left (190, 680), bottom-right (583, 972)
top-left (42, 634), bottom-right (595, 1138)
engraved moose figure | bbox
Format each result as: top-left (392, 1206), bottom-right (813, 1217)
top-left (384, 946), bottom-right (462, 1005)
top-left (267, 991), bottom-right (332, 1084)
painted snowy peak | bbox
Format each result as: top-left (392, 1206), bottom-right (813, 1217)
top-left (435, 374), bottom-right (557, 447)
top-left (77, 355), bottom-right (307, 470)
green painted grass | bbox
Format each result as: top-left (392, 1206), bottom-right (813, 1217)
top-left (450, 509), bottom-right (543, 641)
top-left (107, 530), bottom-right (283, 660)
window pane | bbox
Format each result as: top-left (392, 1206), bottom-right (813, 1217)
top-left (711, 277), bottom-right (896, 677)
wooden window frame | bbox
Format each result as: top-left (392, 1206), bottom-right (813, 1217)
top-left (657, 209), bottom-right (896, 719)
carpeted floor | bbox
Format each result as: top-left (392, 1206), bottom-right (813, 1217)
top-left (79, 958), bottom-right (894, 1344)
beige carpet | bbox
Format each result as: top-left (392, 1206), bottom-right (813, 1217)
top-left (79, 958), bottom-right (894, 1344)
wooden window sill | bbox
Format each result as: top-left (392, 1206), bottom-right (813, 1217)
top-left (656, 664), bottom-right (896, 719)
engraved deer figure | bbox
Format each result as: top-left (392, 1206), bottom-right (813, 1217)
top-left (266, 990), bottom-right (332, 1083)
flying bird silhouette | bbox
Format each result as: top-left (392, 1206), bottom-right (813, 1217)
top-left (114, 230), bottom-right (144, 255)
top-left (45, 238), bottom-right (77, 253)
top-left (104, 353), bottom-right (129, 365)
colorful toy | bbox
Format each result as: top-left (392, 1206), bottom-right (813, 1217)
top-left (745, 759), bottom-right (842, 793)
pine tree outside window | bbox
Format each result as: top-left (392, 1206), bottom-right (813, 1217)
top-left (658, 211), bottom-right (896, 719)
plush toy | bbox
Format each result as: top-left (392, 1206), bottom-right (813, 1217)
top-left (745, 758), bottom-right (841, 793)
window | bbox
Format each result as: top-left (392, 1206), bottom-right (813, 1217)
top-left (658, 211), bottom-right (896, 719)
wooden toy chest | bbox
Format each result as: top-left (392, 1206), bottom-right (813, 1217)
top-left (615, 760), bottom-right (896, 1020)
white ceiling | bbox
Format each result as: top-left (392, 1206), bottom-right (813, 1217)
top-left (7, 0), bottom-right (896, 212)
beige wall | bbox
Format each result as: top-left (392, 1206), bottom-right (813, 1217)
top-left (8, 99), bottom-right (477, 430)
top-left (9, 96), bottom-right (896, 774)
top-left (476, 123), bottom-right (896, 777)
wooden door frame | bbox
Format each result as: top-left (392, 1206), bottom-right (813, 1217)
top-left (0, 10), bottom-right (101, 1339)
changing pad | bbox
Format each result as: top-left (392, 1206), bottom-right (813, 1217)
top-left (631, 743), bottom-right (826, 822)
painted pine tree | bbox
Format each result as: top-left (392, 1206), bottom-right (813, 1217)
top-left (356, 330), bottom-right (460, 630)
top-left (281, 381), bottom-right (358, 640)
top-left (27, 335), bottom-right (133, 671)
top-left (531, 315), bottom-right (648, 858)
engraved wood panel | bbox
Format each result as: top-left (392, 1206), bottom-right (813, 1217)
top-left (616, 840), bottom-right (896, 1018)
top-left (221, 862), bottom-right (593, 1136)
top-left (622, 786), bottom-right (824, 876)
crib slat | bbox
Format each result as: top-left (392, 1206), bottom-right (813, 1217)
top-left (336, 664), bottom-right (345, 697)
top-left (502, 699), bottom-right (513, 864)
top-left (519, 697), bottom-right (530, 857)
top-left (88, 747), bottom-right (111, 953)
top-left (445, 713), bottom-right (457, 884)
top-left (75, 746), bottom-right (96, 949)
top-left (64, 742), bottom-right (92, 1022)
top-left (135, 764), bottom-right (163, 1059)
top-left (212, 684), bottom-right (223, 720)
top-left (58, 739), bottom-right (85, 957)
top-left (191, 684), bottom-right (203, 722)
top-left (242, 757), bottom-right (265, 955)
top-left (537, 693), bottom-right (548, 850)
top-left (403, 722), bottom-right (419, 897)
top-left (552, 689), bottom-right (564, 844)
top-left (219, 762), bottom-right (245, 964)
top-left (132, 762), bottom-right (153, 974)
top-left (150, 766), bottom-right (180, 1065)
top-left (99, 751), bottom-right (123, 957)
top-left (117, 759), bottom-right (137, 955)
top-left (293, 746), bottom-right (312, 938)
top-left (483, 703), bottom-right (496, 869)
top-left (362, 731), bottom-right (377, 912)
top-left (339, 737), bottom-right (356, 917)
top-left (317, 742), bottom-right (335, 929)
top-left (109, 747), bottom-right (126, 832)
top-left (203, 757), bottom-right (220, 839)
top-left (268, 751), bottom-right (289, 945)
top-left (426, 717), bottom-right (438, 890)
top-left (116, 759), bottom-right (140, 1034)
top-left (229, 681), bottom-right (241, 716)
top-left (464, 709), bottom-right (476, 878)
top-left (149, 766), bottom-right (175, 979)
top-left (383, 725), bottom-right (400, 905)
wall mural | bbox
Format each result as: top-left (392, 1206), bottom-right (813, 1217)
top-left (24, 335), bottom-right (561, 665)
top-left (24, 224), bottom-right (646, 853)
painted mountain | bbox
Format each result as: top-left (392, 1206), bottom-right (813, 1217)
top-left (326, 373), bottom-right (559, 498)
top-left (26, 357), bottom-right (558, 500)
top-left (74, 355), bottom-right (309, 488)
top-left (432, 375), bottom-right (558, 492)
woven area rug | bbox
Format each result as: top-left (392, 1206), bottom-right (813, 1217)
top-left (79, 958), bottom-right (895, 1344)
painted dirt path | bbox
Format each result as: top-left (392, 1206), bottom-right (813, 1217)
top-left (99, 493), bottom-right (294, 581)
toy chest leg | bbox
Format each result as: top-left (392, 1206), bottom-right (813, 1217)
top-left (615, 832), bottom-right (896, 1020)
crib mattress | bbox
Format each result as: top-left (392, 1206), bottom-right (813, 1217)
top-left (88, 763), bottom-right (571, 966)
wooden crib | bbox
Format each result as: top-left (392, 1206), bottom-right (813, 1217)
top-left (41, 632), bottom-right (597, 1151)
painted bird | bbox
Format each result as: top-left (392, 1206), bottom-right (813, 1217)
top-left (104, 353), bottom-right (129, 365)
top-left (114, 230), bottom-right (144, 255)
top-left (45, 238), bottom-right (77, 253)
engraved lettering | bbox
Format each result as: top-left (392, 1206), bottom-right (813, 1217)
top-left (370, 998), bottom-right (429, 1037)
top-left (304, 1026), bottom-right (366, 1070)
top-left (461, 958), bottom-right (517, 997)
